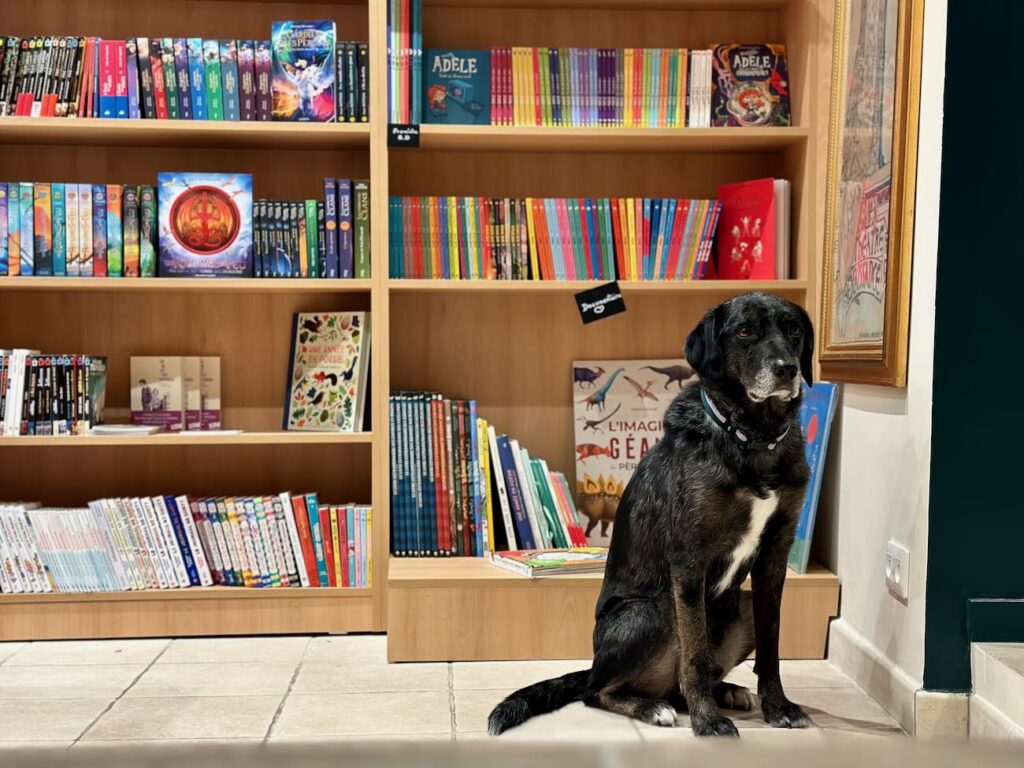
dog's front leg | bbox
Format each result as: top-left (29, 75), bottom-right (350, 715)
top-left (670, 560), bottom-right (738, 737)
top-left (751, 514), bottom-right (812, 728)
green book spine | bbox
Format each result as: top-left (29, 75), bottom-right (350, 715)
top-left (161, 38), bottom-right (180, 119)
top-left (559, 48), bottom-right (571, 127)
top-left (304, 199), bottom-right (318, 279)
top-left (139, 185), bottom-right (157, 277)
top-left (203, 39), bottom-right (223, 120)
top-left (538, 47), bottom-right (550, 127)
top-left (353, 180), bottom-right (370, 279)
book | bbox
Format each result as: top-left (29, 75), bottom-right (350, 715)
top-left (424, 49), bottom-right (490, 125)
top-left (157, 171), bottom-right (253, 277)
top-left (271, 20), bottom-right (336, 122)
top-left (284, 312), bottom-right (370, 433)
top-left (139, 185), bottom-right (157, 277)
top-left (32, 182), bottom-right (52, 275)
top-left (353, 180), bottom-right (370, 278)
top-left (182, 356), bottom-right (201, 431)
top-left (788, 382), bottom-right (838, 574)
top-left (710, 43), bottom-right (790, 128)
top-left (122, 184), bottom-right (140, 277)
top-left (716, 177), bottom-right (783, 280)
top-left (572, 358), bottom-right (695, 545)
top-left (219, 40), bottom-right (240, 121)
top-left (203, 39), bottom-right (223, 120)
top-left (130, 356), bottom-right (185, 432)
top-left (105, 183), bottom-right (123, 276)
top-left (186, 39), bottom-right (205, 120)
top-left (254, 40), bottom-right (272, 120)
top-left (199, 356), bottom-right (221, 430)
top-left (488, 547), bottom-right (607, 578)
top-left (237, 40), bottom-right (256, 121)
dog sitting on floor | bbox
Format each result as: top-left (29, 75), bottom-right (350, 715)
top-left (488, 291), bottom-right (815, 737)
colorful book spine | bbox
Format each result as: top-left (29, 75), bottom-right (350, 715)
top-left (186, 38), bottom-right (206, 120)
top-left (125, 39), bottom-right (140, 119)
top-left (122, 185), bottom-right (139, 277)
top-left (18, 182), bottom-right (33, 275)
top-left (90, 183), bottom-right (106, 277)
top-left (337, 179), bottom-right (353, 278)
top-left (353, 180), bottom-right (370, 279)
top-left (32, 183), bottom-right (52, 275)
top-left (174, 38), bottom-right (192, 119)
top-left (78, 184), bottom-right (92, 276)
top-left (50, 183), bottom-right (66, 276)
top-left (139, 185), bottom-right (157, 277)
top-left (160, 38), bottom-right (179, 118)
top-left (255, 40), bottom-right (271, 121)
top-left (219, 40), bottom-right (240, 121)
top-left (105, 184), bottom-right (122, 276)
top-left (237, 39), bottom-right (256, 121)
top-left (203, 39), bottom-right (223, 120)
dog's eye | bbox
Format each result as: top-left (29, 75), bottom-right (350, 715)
top-left (787, 321), bottom-right (802, 337)
top-left (737, 325), bottom-right (752, 339)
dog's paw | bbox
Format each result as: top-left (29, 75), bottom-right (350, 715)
top-left (690, 713), bottom-right (740, 737)
top-left (637, 700), bottom-right (678, 727)
top-left (761, 698), bottom-right (813, 729)
top-left (714, 682), bottom-right (755, 712)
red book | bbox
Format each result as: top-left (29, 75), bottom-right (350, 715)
top-left (114, 40), bottom-right (128, 118)
top-left (716, 178), bottom-right (776, 280)
top-left (290, 495), bottom-right (320, 587)
top-left (411, 198), bottom-right (423, 279)
top-left (579, 199), bottom-right (593, 279)
top-left (666, 199), bottom-right (690, 279)
top-left (319, 507), bottom-right (336, 587)
top-left (431, 398), bottom-right (448, 553)
top-left (531, 47), bottom-right (541, 126)
top-left (338, 511), bottom-right (349, 587)
top-left (98, 40), bottom-right (117, 118)
top-left (149, 39), bottom-right (169, 119)
top-left (610, 198), bottom-right (624, 279)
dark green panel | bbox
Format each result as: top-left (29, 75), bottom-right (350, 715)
top-left (924, 0), bottom-right (1024, 691)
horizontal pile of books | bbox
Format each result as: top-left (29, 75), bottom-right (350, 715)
top-left (0, 494), bottom-right (371, 594)
top-left (0, 27), bottom-right (368, 123)
top-left (1, 350), bottom-right (107, 436)
top-left (390, 392), bottom-right (589, 557)
top-left (388, 196), bottom-right (722, 281)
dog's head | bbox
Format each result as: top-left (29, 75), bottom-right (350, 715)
top-left (684, 292), bottom-right (814, 403)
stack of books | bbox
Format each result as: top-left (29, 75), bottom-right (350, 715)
top-left (1, 350), bottom-right (106, 436)
top-left (0, 494), bottom-right (372, 593)
top-left (386, 0), bottom-right (423, 124)
top-left (390, 391), bottom-right (588, 557)
top-left (388, 195), bottom-right (722, 281)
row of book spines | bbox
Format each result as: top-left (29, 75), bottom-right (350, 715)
top-left (254, 179), bottom-right (370, 280)
top-left (0, 182), bottom-right (154, 278)
top-left (0, 495), bottom-right (371, 594)
top-left (386, 0), bottom-right (423, 124)
top-left (388, 196), bottom-right (723, 282)
top-left (490, 47), bottom-right (707, 128)
top-left (389, 393), bottom-right (486, 557)
top-left (0, 353), bottom-right (103, 437)
top-left (334, 41), bottom-right (371, 123)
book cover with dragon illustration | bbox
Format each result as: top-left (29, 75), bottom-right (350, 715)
top-left (572, 358), bottom-right (696, 545)
top-left (284, 312), bottom-right (371, 433)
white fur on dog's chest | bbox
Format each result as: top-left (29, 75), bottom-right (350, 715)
top-left (713, 490), bottom-right (779, 596)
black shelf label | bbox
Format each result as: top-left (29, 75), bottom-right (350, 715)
top-left (388, 123), bottom-right (420, 148)
top-left (575, 281), bottom-right (626, 324)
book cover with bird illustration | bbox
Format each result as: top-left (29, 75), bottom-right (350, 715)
top-left (157, 171), bottom-right (253, 277)
top-left (572, 358), bottom-right (696, 545)
top-left (284, 312), bottom-right (371, 433)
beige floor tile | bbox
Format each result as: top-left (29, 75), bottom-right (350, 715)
top-left (452, 660), bottom-right (590, 691)
top-left (158, 637), bottom-right (309, 665)
top-left (722, 660), bottom-right (855, 691)
top-left (302, 635), bottom-right (388, 664)
top-left (0, 664), bottom-right (146, 699)
top-left (270, 733), bottom-right (453, 743)
top-left (791, 687), bottom-right (902, 731)
top-left (72, 738), bottom-right (264, 749)
top-left (272, 691), bottom-right (451, 738)
top-left (6, 639), bottom-right (169, 666)
top-left (0, 642), bottom-right (30, 664)
top-left (0, 742), bottom-right (73, 750)
top-left (126, 662), bottom-right (298, 698)
top-left (0, 699), bottom-right (111, 741)
top-left (292, 660), bottom-right (448, 694)
top-left (82, 695), bottom-right (281, 741)
top-left (456, 689), bottom-right (640, 742)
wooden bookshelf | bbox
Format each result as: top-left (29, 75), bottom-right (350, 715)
top-left (0, 0), bottom-right (838, 655)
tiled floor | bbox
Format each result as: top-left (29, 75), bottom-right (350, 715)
top-left (0, 635), bottom-right (904, 749)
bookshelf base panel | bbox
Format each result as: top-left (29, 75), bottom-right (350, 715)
top-left (387, 559), bottom-right (838, 662)
top-left (0, 590), bottom-right (377, 641)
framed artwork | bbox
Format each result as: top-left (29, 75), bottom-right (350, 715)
top-left (819, 0), bottom-right (925, 387)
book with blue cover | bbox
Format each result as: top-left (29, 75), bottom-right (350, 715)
top-left (423, 49), bottom-right (490, 125)
top-left (788, 381), bottom-right (839, 573)
top-left (271, 21), bottom-right (336, 122)
top-left (157, 172), bottom-right (253, 277)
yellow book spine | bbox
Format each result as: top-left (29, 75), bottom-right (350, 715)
top-left (677, 48), bottom-right (687, 128)
top-left (447, 195), bottom-right (460, 279)
top-left (467, 197), bottom-right (480, 280)
top-left (525, 197), bottom-right (540, 280)
top-left (624, 48), bottom-right (633, 128)
top-left (330, 507), bottom-right (342, 586)
top-left (624, 197), bottom-right (636, 281)
top-left (479, 419), bottom-right (495, 552)
top-left (512, 47), bottom-right (523, 127)
top-left (366, 507), bottom-right (372, 587)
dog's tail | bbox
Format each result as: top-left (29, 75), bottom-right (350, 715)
top-left (487, 668), bottom-right (590, 736)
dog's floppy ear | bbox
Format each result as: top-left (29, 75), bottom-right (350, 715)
top-left (685, 306), bottom-right (725, 382)
top-left (797, 304), bottom-right (815, 386)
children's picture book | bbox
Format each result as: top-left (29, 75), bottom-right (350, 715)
top-left (157, 171), bottom-right (253, 277)
top-left (716, 177), bottom-right (777, 280)
top-left (271, 21), bottom-right (336, 122)
top-left (488, 547), bottom-right (608, 578)
top-left (711, 43), bottom-right (791, 127)
top-left (284, 312), bottom-right (370, 433)
top-left (572, 358), bottom-right (696, 545)
top-left (130, 356), bottom-right (185, 432)
top-left (423, 49), bottom-right (490, 125)
top-left (788, 382), bottom-right (839, 574)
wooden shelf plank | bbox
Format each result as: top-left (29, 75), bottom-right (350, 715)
top-left (424, 0), bottom-right (789, 10)
top-left (0, 277), bottom-right (373, 294)
top-left (0, 432), bottom-right (373, 448)
top-left (0, 587), bottom-right (373, 604)
top-left (0, 117), bottom-right (371, 150)
top-left (389, 279), bottom-right (809, 295)
top-left (417, 125), bottom-right (809, 153)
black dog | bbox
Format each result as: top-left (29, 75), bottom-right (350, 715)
top-left (489, 292), bottom-right (815, 737)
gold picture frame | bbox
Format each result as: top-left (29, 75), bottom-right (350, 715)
top-left (819, 0), bottom-right (925, 387)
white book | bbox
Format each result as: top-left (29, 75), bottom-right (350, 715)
top-left (229, 498), bottom-right (259, 586)
top-left (260, 497), bottom-right (291, 587)
top-left (86, 502), bottom-right (129, 591)
top-left (218, 498), bottom-right (249, 585)
top-left (99, 498), bottom-right (142, 590)
top-left (113, 498), bottom-right (152, 589)
top-left (50, 510), bottom-right (81, 592)
top-left (3, 350), bottom-right (31, 436)
top-left (0, 506), bottom-right (23, 593)
top-left (244, 498), bottom-right (272, 586)
top-left (269, 496), bottom-right (299, 587)
top-left (509, 439), bottom-right (544, 549)
top-left (520, 447), bottom-right (552, 547)
top-left (89, 425), bottom-right (161, 435)
top-left (24, 510), bottom-right (53, 591)
top-left (278, 492), bottom-right (310, 588)
top-left (141, 497), bottom-right (180, 588)
top-left (19, 504), bottom-right (50, 592)
top-left (153, 496), bottom-right (191, 588)
top-left (206, 499), bottom-right (235, 584)
top-left (539, 459), bottom-right (574, 548)
top-left (76, 507), bottom-right (113, 591)
top-left (176, 495), bottom-right (213, 587)
top-left (130, 498), bottom-right (169, 589)
top-left (486, 425), bottom-right (517, 550)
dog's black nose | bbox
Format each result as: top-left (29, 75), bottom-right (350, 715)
top-left (774, 361), bottom-right (798, 380)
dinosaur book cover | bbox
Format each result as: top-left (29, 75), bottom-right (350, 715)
top-left (284, 312), bottom-right (371, 433)
top-left (572, 358), bottom-right (696, 546)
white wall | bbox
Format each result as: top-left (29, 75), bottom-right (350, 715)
top-left (814, 0), bottom-right (948, 688)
